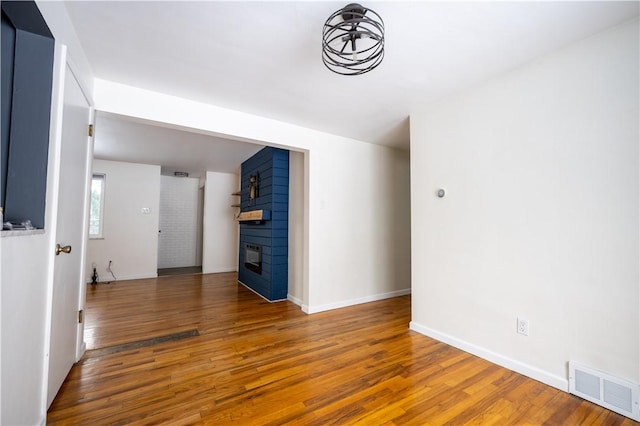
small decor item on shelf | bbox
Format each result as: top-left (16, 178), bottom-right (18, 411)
top-left (3, 219), bottom-right (35, 230)
top-left (249, 174), bottom-right (259, 199)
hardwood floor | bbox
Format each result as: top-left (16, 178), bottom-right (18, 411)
top-left (48, 273), bottom-right (635, 425)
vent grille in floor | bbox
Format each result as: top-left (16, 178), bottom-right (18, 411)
top-left (84, 329), bottom-right (200, 359)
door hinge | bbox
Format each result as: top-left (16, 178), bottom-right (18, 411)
top-left (88, 124), bottom-right (94, 137)
top-left (78, 309), bottom-right (84, 324)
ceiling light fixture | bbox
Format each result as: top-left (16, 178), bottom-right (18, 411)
top-left (322, 3), bottom-right (384, 76)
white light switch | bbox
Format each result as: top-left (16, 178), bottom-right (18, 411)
top-left (141, 207), bottom-right (151, 214)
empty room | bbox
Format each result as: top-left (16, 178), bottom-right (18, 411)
top-left (1, 1), bottom-right (638, 424)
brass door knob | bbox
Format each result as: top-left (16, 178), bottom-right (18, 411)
top-left (55, 244), bottom-right (72, 256)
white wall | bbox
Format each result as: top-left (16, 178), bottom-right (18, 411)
top-left (35, 1), bottom-right (94, 101)
top-left (202, 171), bottom-right (240, 273)
top-left (410, 19), bottom-right (639, 390)
top-left (1, 2), bottom-right (93, 422)
top-left (93, 79), bottom-right (412, 314)
top-left (196, 187), bottom-right (204, 266)
top-left (306, 142), bottom-right (411, 312)
top-left (158, 175), bottom-right (200, 268)
top-left (288, 151), bottom-right (305, 305)
top-left (1, 232), bottom-right (52, 425)
top-left (87, 160), bottom-right (160, 281)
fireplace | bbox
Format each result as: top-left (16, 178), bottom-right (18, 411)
top-left (238, 147), bottom-right (288, 301)
top-left (244, 243), bottom-right (262, 274)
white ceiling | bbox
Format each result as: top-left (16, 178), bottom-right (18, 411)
top-left (65, 1), bottom-right (638, 172)
top-left (93, 112), bottom-right (263, 177)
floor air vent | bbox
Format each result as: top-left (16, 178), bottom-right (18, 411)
top-left (569, 361), bottom-right (639, 421)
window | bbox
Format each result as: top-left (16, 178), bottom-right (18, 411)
top-left (89, 174), bottom-right (105, 238)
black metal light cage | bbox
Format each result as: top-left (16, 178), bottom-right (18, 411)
top-left (322, 3), bottom-right (384, 75)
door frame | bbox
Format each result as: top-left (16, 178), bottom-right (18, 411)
top-left (75, 71), bottom-right (94, 362)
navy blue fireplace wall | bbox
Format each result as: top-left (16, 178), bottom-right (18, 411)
top-left (238, 147), bottom-right (289, 301)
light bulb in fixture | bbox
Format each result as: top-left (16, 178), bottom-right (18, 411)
top-left (351, 36), bottom-right (358, 61)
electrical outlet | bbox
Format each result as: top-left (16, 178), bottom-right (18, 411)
top-left (517, 317), bottom-right (529, 336)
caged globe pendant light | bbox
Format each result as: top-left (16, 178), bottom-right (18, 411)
top-left (322, 3), bottom-right (384, 75)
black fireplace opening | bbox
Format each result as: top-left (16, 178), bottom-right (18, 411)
top-left (244, 243), bottom-right (262, 274)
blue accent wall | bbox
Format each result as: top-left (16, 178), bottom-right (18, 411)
top-left (238, 147), bottom-right (289, 301)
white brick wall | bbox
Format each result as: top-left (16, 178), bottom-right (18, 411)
top-left (158, 175), bottom-right (200, 268)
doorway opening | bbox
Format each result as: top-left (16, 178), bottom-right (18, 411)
top-left (157, 174), bottom-right (204, 276)
top-left (157, 266), bottom-right (202, 276)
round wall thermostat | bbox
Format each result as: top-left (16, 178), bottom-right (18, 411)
top-left (437, 189), bottom-right (445, 198)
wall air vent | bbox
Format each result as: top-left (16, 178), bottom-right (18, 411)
top-left (569, 361), bottom-right (639, 421)
top-left (174, 171), bottom-right (189, 177)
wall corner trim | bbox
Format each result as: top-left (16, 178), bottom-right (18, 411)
top-left (306, 288), bottom-right (411, 314)
top-left (409, 321), bottom-right (569, 392)
top-left (287, 294), bottom-right (303, 307)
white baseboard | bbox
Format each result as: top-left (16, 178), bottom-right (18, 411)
top-left (88, 272), bottom-right (157, 284)
top-left (287, 294), bottom-right (303, 307)
top-left (202, 266), bottom-right (237, 274)
top-left (76, 341), bottom-right (86, 362)
top-left (108, 272), bottom-right (158, 281)
top-left (409, 321), bottom-right (568, 392)
top-left (306, 288), bottom-right (411, 314)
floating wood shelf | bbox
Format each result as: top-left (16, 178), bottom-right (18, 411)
top-left (231, 191), bottom-right (241, 196)
top-left (236, 210), bottom-right (271, 221)
top-left (230, 204), bottom-right (240, 208)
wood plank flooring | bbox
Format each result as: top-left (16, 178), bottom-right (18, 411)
top-left (48, 272), bottom-right (635, 425)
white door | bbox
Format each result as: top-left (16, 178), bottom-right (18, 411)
top-left (47, 65), bottom-right (92, 407)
